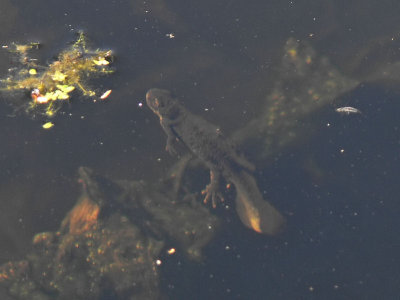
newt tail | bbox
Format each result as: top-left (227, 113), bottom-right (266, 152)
top-left (232, 171), bottom-right (285, 235)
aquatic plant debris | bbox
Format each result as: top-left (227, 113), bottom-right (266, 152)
top-left (42, 121), bottom-right (54, 129)
top-left (335, 106), bottom-right (361, 114)
top-left (0, 32), bottom-right (114, 123)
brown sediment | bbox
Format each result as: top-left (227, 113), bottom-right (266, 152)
top-left (61, 195), bottom-right (100, 235)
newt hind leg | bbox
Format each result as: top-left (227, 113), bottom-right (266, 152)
top-left (201, 169), bottom-right (224, 208)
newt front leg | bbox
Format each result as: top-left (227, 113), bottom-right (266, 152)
top-left (159, 117), bottom-right (181, 155)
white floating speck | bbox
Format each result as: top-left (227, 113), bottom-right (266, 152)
top-left (335, 106), bottom-right (361, 114)
top-left (100, 89), bottom-right (112, 100)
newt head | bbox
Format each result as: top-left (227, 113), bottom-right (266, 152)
top-left (146, 88), bottom-right (180, 120)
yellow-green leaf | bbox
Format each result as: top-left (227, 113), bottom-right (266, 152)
top-left (51, 70), bottom-right (67, 81)
top-left (42, 122), bottom-right (54, 129)
top-left (56, 84), bottom-right (75, 93)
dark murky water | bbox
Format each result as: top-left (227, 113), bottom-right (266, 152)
top-left (0, 0), bottom-right (399, 298)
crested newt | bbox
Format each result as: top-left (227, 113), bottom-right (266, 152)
top-left (146, 88), bottom-right (285, 235)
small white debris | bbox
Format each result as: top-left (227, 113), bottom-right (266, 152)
top-left (335, 106), bottom-right (361, 114)
top-left (167, 248), bottom-right (176, 255)
top-left (100, 89), bottom-right (112, 100)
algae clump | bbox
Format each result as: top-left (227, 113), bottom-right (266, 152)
top-left (0, 32), bottom-right (114, 119)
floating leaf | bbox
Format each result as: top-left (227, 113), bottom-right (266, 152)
top-left (51, 70), bottom-right (67, 81)
top-left (42, 122), bottom-right (54, 129)
top-left (56, 84), bottom-right (75, 93)
top-left (93, 58), bottom-right (109, 66)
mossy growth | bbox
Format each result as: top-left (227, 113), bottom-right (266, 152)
top-left (1, 31), bottom-right (114, 119)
